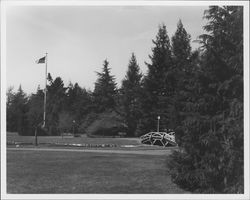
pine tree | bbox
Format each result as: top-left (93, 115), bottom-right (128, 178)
top-left (26, 86), bottom-right (44, 134)
top-left (65, 82), bottom-right (93, 123)
top-left (6, 86), bottom-right (15, 132)
top-left (172, 20), bottom-right (191, 65)
top-left (198, 6), bottom-right (244, 193)
top-left (93, 59), bottom-right (117, 112)
top-left (120, 53), bottom-right (142, 136)
top-left (46, 75), bottom-right (67, 135)
top-left (168, 6), bottom-right (244, 193)
top-left (138, 24), bottom-right (173, 135)
top-left (7, 85), bottom-right (29, 135)
top-left (170, 20), bottom-right (193, 143)
top-left (66, 81), bottom-right (74, 110)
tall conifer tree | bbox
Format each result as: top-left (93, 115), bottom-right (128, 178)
top-left (172, 20), bottom-right (191, 64)
top-left (120, 53), bottom-right (142, 136)
top-left (6, 86), bottom-right (15, 132)
top-left (93, 59), bottom-right (117, 112)
top-left (7, 85), bottom-right (29, 135)
top-left (46, 75), bottom-right (67, 135)
top-left (138, 24), bottom-right (173, 134)
top-left (170, 20), bottom-right (193, 141)
top-left (169, 6), bottom-right (243, 193)
top-left (27, 86), bottom-right (44, 132)
top-left (66, 82), bottom-right (92, 122)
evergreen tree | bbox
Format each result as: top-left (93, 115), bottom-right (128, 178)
top-left (169, 6), bottom-right (243, 193)
top-left (138, 24), bottom-right (173, 135)
top-left (65, 82), bottom-right (93, 126)
top-left (26, 86), bottom-right (45, 135)
top-left (7, 85), bottom-right (29, 135)
top-left (46, 74), bottom-right (67, 135)
top-left (120, 53), bottom-right (142, 136)
top-left (27, 86), bottom-right (44, 125)
top-left (6, 86), bottom-right (15, 132)
top-left (93, 59), bottom-right (117, 112)
top-left (170, 20), bottom-right (194, 143)
top-left (58, 111), bottom-right (74, 134)
top-left (172, 20), bottom-right (191, 64)
top-left (66, 81), bottom-right (74, 110)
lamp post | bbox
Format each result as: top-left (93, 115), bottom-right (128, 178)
top-left (157, 116), bottom-right (160, 132)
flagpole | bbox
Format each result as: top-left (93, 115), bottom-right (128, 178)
top-left (43, 53), bottom-right (48, 128)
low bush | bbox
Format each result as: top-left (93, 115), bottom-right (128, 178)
top-left (86, 110), bottom-right (127, 137)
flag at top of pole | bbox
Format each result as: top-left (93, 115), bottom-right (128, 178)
top-left (36, 56), bottom-right (46, 64)
top-left (35, 53), bottom-right (48, 128)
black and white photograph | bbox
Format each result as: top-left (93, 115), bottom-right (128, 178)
top-left (1, 0), bottom-right (249, 199)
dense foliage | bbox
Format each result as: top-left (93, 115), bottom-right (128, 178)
top-left (120, 53), bottom-right (143, 136)
top-left (168, 6), bottom-right (243, 193)
top-left (6, 6), bottom-right (244, 193)
top-left (93, 59), bottom-right (117, 112)
top-left (7, 86), bottom-right (29, 134)
top-left (137, 24), bottom-right (173, 135)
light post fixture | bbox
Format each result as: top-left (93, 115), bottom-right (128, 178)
top-left (157, 116), bottom-right (160, 132)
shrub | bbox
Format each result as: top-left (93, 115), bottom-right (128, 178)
top-left (86, 110), bottom-right (127, 137)
top-left (58, 112), bottom-right (74, 133)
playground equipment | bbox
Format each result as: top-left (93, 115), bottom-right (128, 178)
top-left (140, 131), bottom-right (177, 146)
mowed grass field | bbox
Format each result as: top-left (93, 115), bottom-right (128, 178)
top-left (6, 132), bottom-right (188, 194)
top-left (7, 149), bottom-right (188, 194)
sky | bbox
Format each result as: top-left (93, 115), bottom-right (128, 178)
top-left (6, 5), bottom-right (208, 94)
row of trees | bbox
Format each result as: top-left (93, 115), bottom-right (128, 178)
top-left (7, 6), bottom-right (243, 193)
top-left (8, 17), bottom-right (194, 137)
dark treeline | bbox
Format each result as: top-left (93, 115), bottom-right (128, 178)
top-left (6, 6), bottom-right (243, 193)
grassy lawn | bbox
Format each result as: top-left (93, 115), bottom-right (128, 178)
top-left (7, 149), bottom-right (188, 194)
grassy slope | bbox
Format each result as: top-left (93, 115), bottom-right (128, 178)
top-left (7, 150), bottom-right (188, 194)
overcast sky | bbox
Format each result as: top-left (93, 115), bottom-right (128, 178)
top-left (6, 6), bottom-right (208, 94)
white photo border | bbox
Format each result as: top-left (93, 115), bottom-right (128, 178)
top-left (1, 1), bottom-right (249, 200)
